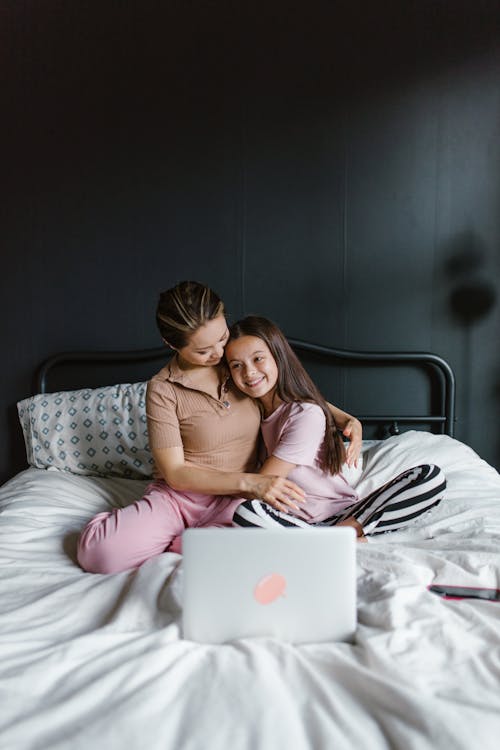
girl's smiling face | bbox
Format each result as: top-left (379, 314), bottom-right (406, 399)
top-left (225, 335), bottom-right (279, 403)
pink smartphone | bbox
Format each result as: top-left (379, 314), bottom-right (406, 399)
top-left (428, 584), bottom-right (500, 601)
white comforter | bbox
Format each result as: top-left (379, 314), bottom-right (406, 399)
top-left (1, 432), bottom-right (499, 750)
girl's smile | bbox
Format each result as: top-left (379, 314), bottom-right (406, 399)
top-left (225, 335), bottom-right (280, 413)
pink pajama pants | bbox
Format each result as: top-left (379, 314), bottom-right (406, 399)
top-left (77, 481), bottom-right (242, 574)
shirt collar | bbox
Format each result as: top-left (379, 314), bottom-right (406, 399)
top-left (164, 355), bottom-right (230, 390)
top-left (164, 355), bottom-right (187, 384)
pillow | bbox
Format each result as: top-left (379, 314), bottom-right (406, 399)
top-left (17, 382), bottom-right (154, 479)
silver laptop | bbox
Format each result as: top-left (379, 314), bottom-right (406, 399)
top-left (182, 527), bottom-right (356, 644)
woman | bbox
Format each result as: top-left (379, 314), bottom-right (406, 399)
top-left (77, 282), bottom-right (362, 573)
top-left (225, 316), bottom-right (447, 539)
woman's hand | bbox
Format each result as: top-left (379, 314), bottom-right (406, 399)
top-left (242, 474), bottom-right (305, 514)
top-left (342, 417), bottom-right (362, 468)
top-left (326, 403), bottom-right (362, 468)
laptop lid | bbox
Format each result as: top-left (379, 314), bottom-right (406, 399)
top-left (182, 527), bottom-right (356, 644)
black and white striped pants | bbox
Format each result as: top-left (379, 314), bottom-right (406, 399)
top-left (233, 464), bottom-right (446, 536)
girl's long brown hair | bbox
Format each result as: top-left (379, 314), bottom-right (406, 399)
top-left (228, 316), bottom-right (346, 475)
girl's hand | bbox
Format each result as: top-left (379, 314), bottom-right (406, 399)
top-left (342, 418), bottom-right (362, 468)
top-left (243, 474), bottom-right (305, 513)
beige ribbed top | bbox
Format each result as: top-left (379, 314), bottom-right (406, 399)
top-left (146, 356), bottom-right (261, 474)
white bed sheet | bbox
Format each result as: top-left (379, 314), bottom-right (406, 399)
top-left (1, 431), bottom-right (500, 750)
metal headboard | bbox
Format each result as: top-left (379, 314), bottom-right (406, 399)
top-left (288, 340), bottom-right (455, 437)
top-left (36, 340), bottom-right (456, 438)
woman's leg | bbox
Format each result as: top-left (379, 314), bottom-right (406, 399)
top-left (329, 464), bottom-right (446, 537)
top-left (232, 499), bottom-right (312, 529)
top-left (77, 483), bottom-right (189, 573)
top-left (169, 496), bottom-right (244, 554)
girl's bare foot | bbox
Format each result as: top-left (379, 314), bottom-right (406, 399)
top-left (337, 516), bottom-right (367, 542)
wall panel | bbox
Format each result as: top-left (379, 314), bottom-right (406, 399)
top-left (1, 1), bottom-right (499, 483)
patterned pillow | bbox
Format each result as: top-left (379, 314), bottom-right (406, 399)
top-left (17, 382), bottom-right (154, 479)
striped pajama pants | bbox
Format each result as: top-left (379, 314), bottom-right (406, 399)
top-left (233, 464), bottom-right (446, 536)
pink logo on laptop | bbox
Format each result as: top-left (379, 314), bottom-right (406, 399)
top-left (253, 573), bottom-right (287, 605)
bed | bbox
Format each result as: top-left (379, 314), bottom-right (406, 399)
top-left (1, 341), bottom-right (499, 750)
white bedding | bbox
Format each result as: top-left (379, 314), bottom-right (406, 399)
top-left (1, 431), bottom-right (500, 750)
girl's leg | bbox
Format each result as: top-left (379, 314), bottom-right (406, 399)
top-left (77, 484), bottom-right (187, 574)
top-left (329, 464), bottom-right (446, 537)
top-left (233, 499), bottom-right (312, 529)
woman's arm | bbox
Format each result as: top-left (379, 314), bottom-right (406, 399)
top-left (326, 403), bottom-right (362, 467)
top-left (151, 446), bottom-right (305, 509)
top-left (257, 454), bottom-right (302, 513)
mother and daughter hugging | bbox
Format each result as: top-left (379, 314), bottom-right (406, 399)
top-left (77, 281), bottom-right (446, 574)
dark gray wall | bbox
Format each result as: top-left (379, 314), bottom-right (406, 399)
top-left (2, 0), bottom-right (499, 484)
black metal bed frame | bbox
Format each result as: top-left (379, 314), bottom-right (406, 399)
top-left (36, 340), bottom-right (456, 438)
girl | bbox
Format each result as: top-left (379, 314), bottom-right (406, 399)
top-left (225, 316), bottom-right (446, 539)
top-left (77, 282), bottom-right (362, 572)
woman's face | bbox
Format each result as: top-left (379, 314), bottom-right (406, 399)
top-left (225, 335), bottom-right (279, 401)
top-left (175, 315), bottom-right (229, 368)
